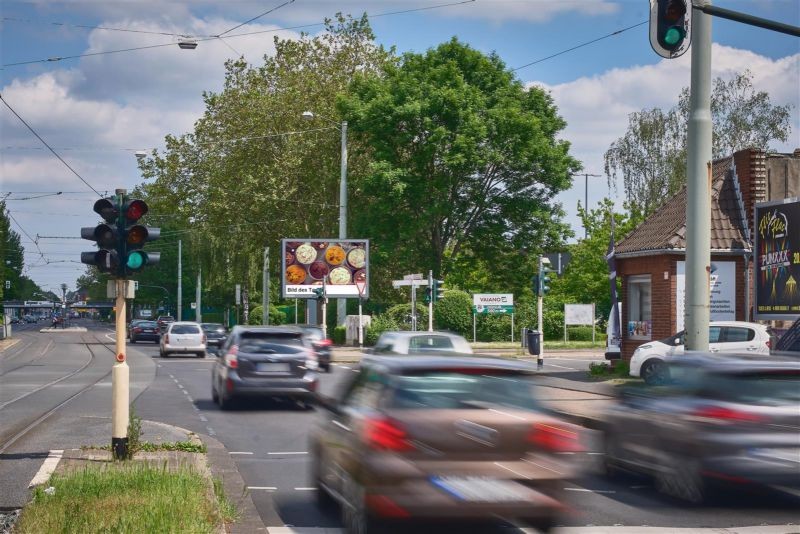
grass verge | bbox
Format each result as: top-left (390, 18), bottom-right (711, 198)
top-left (588, 360), bottom-right (630, 380)
top-left (83, 440), bottom-right (207, 454)
top-left (15, 463), bottom-right (224, 533)
top-left (472, 340), bottom-right (605, 350)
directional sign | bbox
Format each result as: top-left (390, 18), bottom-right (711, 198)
top-left (473, 305), bottom-right (514, 314)
top-left (392, 280), bottom-right (429, 288)
top-left (403, 273), bottom-right (424, 281)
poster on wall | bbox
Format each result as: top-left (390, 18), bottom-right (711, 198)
top-left (754, 198), bottom-right (800, 320)
top-left (676, 261), bottom-right (736, 331)
top-left (281, 239), bottom-right (369, 299)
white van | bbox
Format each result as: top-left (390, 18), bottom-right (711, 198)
top-left (605, 305), bottom-right (621, 360)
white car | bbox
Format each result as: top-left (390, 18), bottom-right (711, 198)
top-left (160, 321), bottom-right (207, 358)
top-left (630, 321), bottom-right (771, 385)
top-left (368, 331), bottom-right (473, 355)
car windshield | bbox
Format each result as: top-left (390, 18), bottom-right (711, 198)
top-left (408, 335), bottom-right (456, 353)
top-left (171, 325), bottom-right (200, 334)
top-left (388, 371), bottom-right (538, 411)
top-left (201, 323), bottom-right (225, 332)
top-left (140, 321), bottom-right (157, 328)
top-left (239, 333), bottom-right (304, 354)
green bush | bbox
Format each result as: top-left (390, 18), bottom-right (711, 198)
top-left (475, 313), bottom-right (515, 342)
top-left (365, 314), bottom-right (400, 346)
top-left (331, 325), bottom-right (346, 345)
top-left (385, 303), bottom-right (428, 331)
top-left (247, 305), bottom-right (286, 325)
top-left (565, 325), bottom-right (601, 341)
top-left (434, 289), bottom-right (472, 335)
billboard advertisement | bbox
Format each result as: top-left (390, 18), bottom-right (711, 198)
top-left (281, 239), bottom-right (369, 299)
top-left (754, 198), bottom-right (800, 320)
top-left (472, 294), bottom-right (513, 314)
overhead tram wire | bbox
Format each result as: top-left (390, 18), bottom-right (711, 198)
top-left (0, 94), bottom-right (103, 196)
top-left (3, 0), bottom-right (476, 68)
top-left (216, 0), bottom-right (296, 36)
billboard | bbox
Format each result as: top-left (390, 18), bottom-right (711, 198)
top-left (282, 239), bottom-right (369, 299)
top-left (472, 294), bottom-right (513, 314)
top-left (754, 198), bottom-right (800, 320)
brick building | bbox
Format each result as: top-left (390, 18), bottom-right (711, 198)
top-left (615, 148), bottom-right (800, 360)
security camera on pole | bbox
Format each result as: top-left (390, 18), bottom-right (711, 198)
top-left (80, 189), bottom-right (160, 460)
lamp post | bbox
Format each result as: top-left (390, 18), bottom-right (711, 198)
top-left (302, 110), bottom-right (348, 327)
top-left (571, 173), bottom-right (602, 238)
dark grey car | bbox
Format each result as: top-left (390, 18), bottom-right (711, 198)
top-left (211, 326), bottom-right (319, 410)
top-left (298, 324), bottom-right (332, 372)
top-left (201, 323), bottom-right (228, 349)
top-left (602, 353), bottom-right (800, 503)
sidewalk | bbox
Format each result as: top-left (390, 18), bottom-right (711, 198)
top-left (0, 337), bottom-right (21, 352)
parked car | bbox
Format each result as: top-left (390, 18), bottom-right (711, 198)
top-left (130, 320), bottom-right (160, 344)
top-left (201, 323), bottom-right (228, 349)
top-left (297, 324), bottom-right (332, 372)
top-left (603, 353), bottom-right (800, 503)
top-left (23, 315), bottom-right (37, 324)
top-left (156, 315), bottom-right (176, 334)
top-left (630, 321), bottom-right (772, 385)
top-left (310, 355), bottom-right (581, 533)
top-left (127, 319), bottom-right (150, 339)
top-left (368, 331), bottom-right (472, 356)
top-left (159, 321), bottom-right (206, 358)
top-left (211, 326), bottom-right (318, 409)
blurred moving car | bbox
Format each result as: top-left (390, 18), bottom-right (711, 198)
top-left (298, 324), bottom-right (332, 372)
top-left (630, 321), bottom-right (772, 385)
top-left (156, 315), bottom-right (175, 334)
top-left (603, 353), bottom-right (800, 503)
top-left (211, 326), bottom-right (318, 410)
top-left (309, 355), bottom-right (581, 533)
top-left (201, 323), bottom-right (228, 350)
top-left (369, 331), bottom-right (472, 356)
top-left (127, 319), bottom-right (150, 339)
top-left (130, 320), bottom-right (160, 344)
top-left (23, 315), bottom-right (37, 324)
top-left (160, 321), bottom-right (206, 358)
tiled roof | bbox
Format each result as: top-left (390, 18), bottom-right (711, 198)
top-left (616, 157), bottom-right (750, 255)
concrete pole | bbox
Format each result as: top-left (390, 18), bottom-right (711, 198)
top-left (358, 298), bottom-right (363, 349)
top-left (684, 2), bottom-right (713, 352)
top-left (196, 267), bottom-right (202, 323)
top-left (112, 278), bottom-right (129, 459)
top-left (268, 247), bottom-right (274, 325)
top-left (321, 276), bottom-right (328, 339)
top-left (537, 255), bottom-right (544, 370)
top-left (177, 240), bottom-right (182, 321)
top-left (337, 121), bottom-right (348, 328)
top-left (428, 270), bottom-right (434, 332)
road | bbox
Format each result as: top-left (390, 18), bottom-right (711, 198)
top-left (2, 321), bottom-right (798, 532)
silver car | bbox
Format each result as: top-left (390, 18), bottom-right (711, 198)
top-left (160, 321), bottom-right (207, 358)
top-left (368, 331), bottom-right (473, 355)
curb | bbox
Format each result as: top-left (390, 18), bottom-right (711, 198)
top-left (200, 432), bottom-right (269, 533)
top-left (0, 337), bottom-right (21, 352)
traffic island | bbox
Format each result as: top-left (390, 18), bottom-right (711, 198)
top-left (39, 327), bottom-right (88, 333)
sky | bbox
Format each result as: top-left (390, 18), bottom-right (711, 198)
top-left (2, 0), bottom-right (799, 295)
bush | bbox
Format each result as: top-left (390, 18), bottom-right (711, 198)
top-left (475, 313), bottom-right (515, 342)
top-left (247, 305), bottom-right (286, 326)
top-left (385, 303), bottom-right (428, 331)
top-left (565, 325), bottom-right (601, 341)
top-left (365, 314), bottom-right (400, 346)
top-left (434, 290), bottom-right (472, 336)
top-left (331, 325), bottom-right (346, 345)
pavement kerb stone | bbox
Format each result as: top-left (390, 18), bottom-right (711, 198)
top-left (0, 337), bottom-right (21, 352)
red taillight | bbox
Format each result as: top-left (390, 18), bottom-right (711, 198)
top-left (692, 406), bottom-right (763, 423)
top-left (364, 418), bottom-right (414, 452)
top-left (528, 423), bottom-right (583, 452)
top-left (225, 345), bottom-right (239, 369)
top-left (317, 339), bottom-right (333, 347)
top-left (365, 495), bottom-right (410, 518)
top-left (202, 334), bottom-right (207, 344)
top-left (164, 334), bottom-right (169, 344)
top-left (133, 327), bottom-right (143, 333)
top-left (766, 339), bottom-right (771, 349)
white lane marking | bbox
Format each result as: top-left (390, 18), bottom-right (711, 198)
top-left (178, 384), bottom-right (185, 389)
top-left (340, 365), bottom-right (350, 370)
top-left (545, 363), bottom-right (578, 371)
top-left (105, 333), bottom-right (115, 342)
top-left (494, 461), bottom-right (530, 480)
top-left (186, 396), bottom-right (193, 402)
top-left (229, 451), bottom-right (254, 455)
top-left (248, 486), bottom-right (277, 491)
top-left (182, 390), bottom-right (189, 395)
top-left (199, 415), bottom-right (208, 422)
top-left (268, 451), bottom-right (307, 455)
top-left (169, 374), bottom-right (175, 379)
top-left (629, 485), bottom-right (649, 489)
top-left (206, 426), bottom-right (216, 436)
top-left (39, 339), bottom-right (54, 356)
top-left (350, 369), bottom-right (358, 372)
top-left (564, 487), bottom-right (616, 494)
top-left (29, 449), bottom-right (64, 487)
top-left (294, 487), bottom-right (317, 491)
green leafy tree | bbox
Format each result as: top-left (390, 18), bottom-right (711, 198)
top-left (340, 38), bottom-right (578, 296)
top-left (1, 203), bottom-right (25, 300)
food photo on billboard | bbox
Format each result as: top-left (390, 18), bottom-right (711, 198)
top-left (281, 239), bottom-right (369, 299)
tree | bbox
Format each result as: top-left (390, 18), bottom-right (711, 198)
top-left (606, 70), bottom-right (793, 216)
top-left (340, 38), bottom-right (578, 294)
top-left (1, 202), bottom-right (25, 300)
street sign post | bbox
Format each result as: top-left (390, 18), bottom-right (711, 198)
top-left (356, 278), bottom-right (366, 348)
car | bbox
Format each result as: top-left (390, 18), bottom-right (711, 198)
top-left (156, 315), bottom-right (176, 334)
top-left (130, 320), bottom-right (160, 344)
top-left (368, 331), bottom-right (473, 356)
top-left (309, 354), bottom-right (581, 533)
top-left (211, 326), bottom-right (318, 409)
top-left (10, 316), bottom-right (21, 324)
top-left (159, 321), bottom-right (206, 358)
top-left (23, 315), bottom-right (37, 324)
top-left (629, 321), bottom-right (772, 385)
top-left (201, 323), bottom-right (228, 349)
top-left (127, 319), bottom-right (150, 339)
top-left (603, 353), bottom-right (800, 503)
top-left (297, 324), bottom-right (332, 372)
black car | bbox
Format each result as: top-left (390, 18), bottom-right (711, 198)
top-left (157, 315), bottom-right (175, 334)
top-left (211, 326), bottom-right (319, 409)
top-left (201, 323), bottom-right (228, 348)
top-left (298, 324), bottom-right (332, 372)
top-left (130, 320), bottom-right (160, 343)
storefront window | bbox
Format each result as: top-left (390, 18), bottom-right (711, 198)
top-left (627, 275), bottom-right (652, 340)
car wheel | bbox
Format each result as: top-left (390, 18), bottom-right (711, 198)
top-left (218, 390), bottom-right (234, 410)
top-left (641, 359), bottom-right (669, 385)
top-left (341, 474), bottom-right (376, 534)
top-left (655, 452), bottom-right (705, 503)
top-left (211, 381), bottom-right (219, 403)
top-left (601, 431), bottom-right (626, 479)
top-left (197, 351), bottom-right (205, 358)
top-left (312, 451), bottom-right (337, 510)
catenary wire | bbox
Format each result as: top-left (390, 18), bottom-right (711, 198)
top-left (217, 0), bottom-right (296, 36)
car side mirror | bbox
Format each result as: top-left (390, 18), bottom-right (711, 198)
top-left (674, 338), bottom-right (681, 345)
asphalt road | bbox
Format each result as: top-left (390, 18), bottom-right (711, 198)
top-left (2, 322), bottom-right (799, 532)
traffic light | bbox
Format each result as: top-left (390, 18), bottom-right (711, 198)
top-left (423, 287), bottom-right (432, 304)
top-left (531, 275), bottom-right (539, 295)
top-left (432, 279), bottom-right (445, 301)
top-left (81, 196), bottom-right (120, 274)
top-left (119, 198), bottom-right (160, 276)
top-left (649, 0), bottom-right (692, 59)
top-left (313, 287), bottom-right (324, 299)
top-left (540, 266), bottom-right (552, 295)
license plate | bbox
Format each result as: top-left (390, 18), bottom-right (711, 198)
top-left (430, 476), bottom-right (527, 502)
top-left (257, 362), bottom-right (290, 373)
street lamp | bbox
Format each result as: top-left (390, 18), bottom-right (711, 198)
top-left (302, 110), bottom-right (348, 327)
top-left (571, 172), bottom-right (603, 238)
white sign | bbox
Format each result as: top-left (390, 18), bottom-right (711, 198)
top-left (676, 261), bottom-right (736, 331)
top-left (191, 302), bottom-right (197, 310)
top-left (403, 273), bottom-right (424, 280)
top-left (473, 294), bottom-right (513, 306)
top-left (565, 304), bottom-right (595, 325)
top-left (235, 284), bottom-right (241, 305)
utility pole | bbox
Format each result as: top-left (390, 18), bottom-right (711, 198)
top-left (196, 267), bottom-right (202, 323)
top-left (268, 247), bottom-right (274, 325)
top-left (337, 121), bottom-right (348, 328)
top-left (684, 1), bottom-right (712, 352)
top-left (571, 173), bottom-right (602, 238)
top-left (428, 270), bottom-right (434, 332)
top-left (177, 240), bottom-right (182, 321)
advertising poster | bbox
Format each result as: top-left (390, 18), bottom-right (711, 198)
top-left (754, 198), bottom-right (800, 320)
top-left (676, 261), bottom-right (736, 331)
top-left (282, 239), bottom-right (369, 299)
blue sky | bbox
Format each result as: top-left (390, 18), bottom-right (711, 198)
top-left (2, 1), bottom-right (799, 293)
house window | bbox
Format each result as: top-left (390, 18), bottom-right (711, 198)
top-left (627, 275), bottom-right (652, 340)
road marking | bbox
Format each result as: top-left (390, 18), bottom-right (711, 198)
top-left (29, 449), bottom-right (64, 487)
top-left (182, 390), bottom-right (189, 395)
top-left (229, 451), bottom-right (254, 455)
top-left (564, 487), bottom-right (616, 494)
top-left (350, 369), bottom-right (358, 372)
top-left (248, 486), bottom-right (277, 491)
top-left (199, 415), bottom-right (208, 422)
top-left (39, 339), bottom-right (54, 356)
top-left (206, 426), bottom-right (216, 436)
top-left (268, 451), bottom-right (307, 455)
top-left (546, 363), bottom-right (578, 371)
top-left (629, 485), bottom-right (649, 489)
top-left (340, 365), bottom-right (350, 370)
top-left (178, 384), bottom-right (184, 389)
top-left (294, 487), bottom-right (317, 491)
top-left (186, 395), bottom-right (193, 402)
top-left (169, 374), bottom-right (175, 379)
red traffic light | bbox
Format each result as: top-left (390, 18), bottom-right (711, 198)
top-left (664, 0), bottom-right (686, 22)
top-left (124, 199), bottom-right (148, 221)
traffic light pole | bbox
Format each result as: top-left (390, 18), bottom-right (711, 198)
top-left (537, 255), bottom-right (545, 371)
top-left (112, 266), bottom-right (130, 459)
top-left (428, 270), bottom-right (433, 332)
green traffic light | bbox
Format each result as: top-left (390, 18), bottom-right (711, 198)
top-left (663, 26), bottom-right (684, 46)
top-left (126, 251), bottom-right (145, 270)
